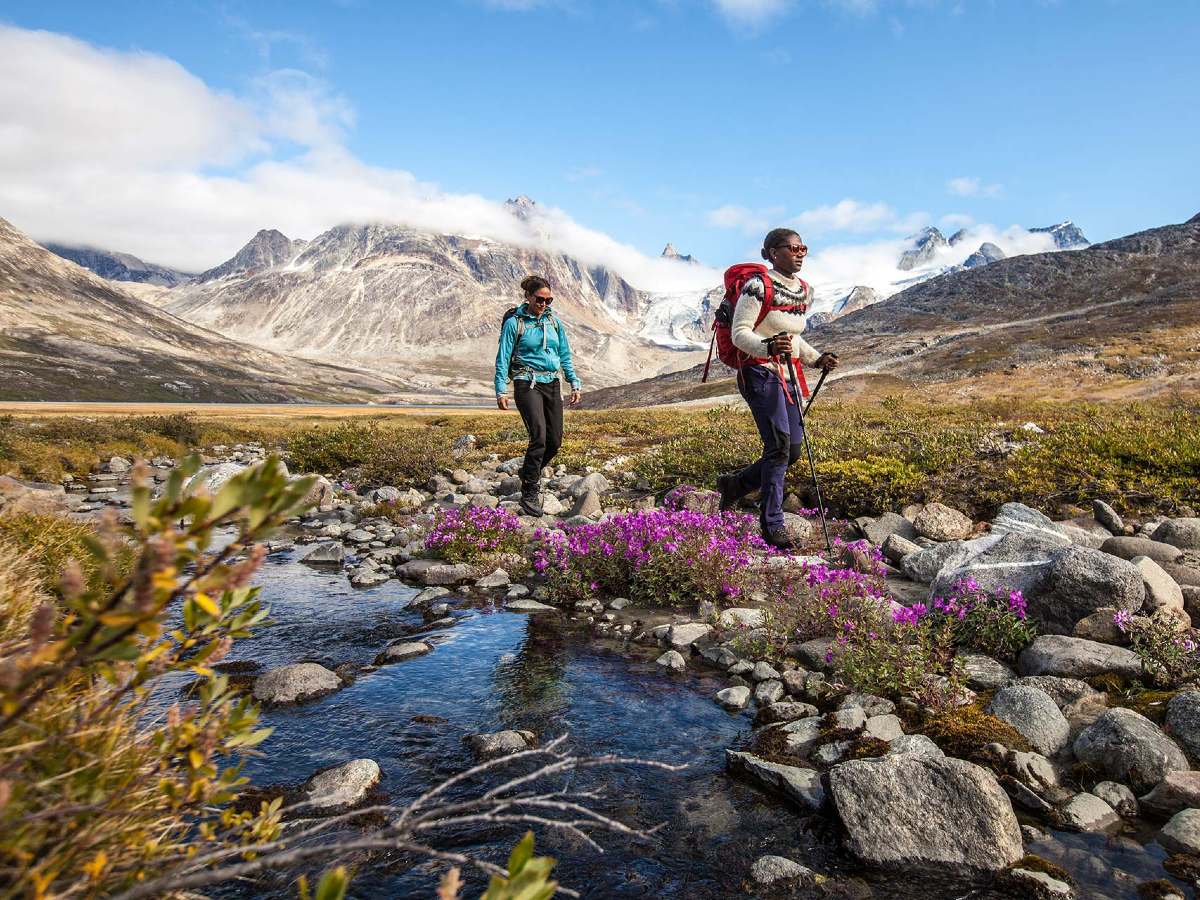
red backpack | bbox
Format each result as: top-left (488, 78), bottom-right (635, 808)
top-left (701, 263), bottom-right (811, 398)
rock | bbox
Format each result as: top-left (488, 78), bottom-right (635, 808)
top-left (1017, 635), bottom-right (1142, 680)
top-left (1003, 867), bottom-right (1074, 899)
top-left (370, 486), bottom-right (402, 503)
top-left (1056, 522), bottom-right (1106, 550)
top-left (716, 686), bottom-right (750, 710)
top-left (1134, 556), bottom-right (1186, 613)
top-left (540, 493), bottom-right (566, 516)
top-left (930, 533), bottom-right (1061, 601)
top-left (350, 569), bottom-right (391, 588)
top-left (990, 502), bottom-right (1070, 545)
top-left (567, 472), bottom-right (610, 499)
top-left (450, 469), bottom-right (470, 485)
top-left (252, 663), bottom-right (341, 705)
top-left (374, 641), bottom-right (433, 665)
top-left (961, 654), bottom-right (1016, 691)
top-left (656, 650), bottom-right (686, 671)
top-left (830, 706), bottom-right (867, 731)
top-left (1101, 536), bottom-right (1184, 565)
top-left (467, 730), bottom-right (532, 757)
top-left (1139, 771), bottom-right (1200, 817)
top-left (1038, 546), bottom-right (1145, 633)
top-left (201, 462), bottom-right (245, 493)
top-left (1166, 692), bottom-right (1200, 760)
top-left (779, 716), bottom-right (824, 755)
top-left (780, 513), bottom-right (814, 544)
top-left (1059, 792), bottom-right (1120, 831)
top-left (914, 502), bottom-right (973, 542)
top-left (1160, 809), bottom-right (1200, 855)
top-left (748, 855), bottom-right (817, 887)
top-left (901, 540), bottom-right (968, 584)
top-left (505, 598), bottom-right (558, 613)
top-left (988, 685), bottom-right (1070, 755)
top-left (885, 734), bottom-right (945, 758)
top-left (718, 608), bottom-right (765, 629)
top-left (1093, 499), bottom-right (1124, 534)
top-left (865, 714), bottom-right (904, 742)
top-left (1155, 518), bottom-right (1200, 551)
top-left (882, 533), bottom-right (922, 564)
top-left (667, 622), bottom-right (711, 650)
top-left (1072, 607), bottom-right (1126, 644)
top-left (301, 542), bottom-right (347, 565)
top-left (725, 750), bottom-right (825, 810)
top-left (1073, 708), bottom-right (1189, 794)
top-left (1092, 781), bottom-right (1138, 818)
top-left (412, 586), bottom-right (450, 605)
top-left (105, 456), bottom-right (132, 474)
top-left (751, 661), bottom-right (781, 682)
top-left (863, 512), bottom-right (918, 546)
top-left (1013, 676), bottom-right (1100, 710)
top-left (396, 559), bottom-right (476, 586)
top-left (827, 755), bottom-right (1023, 874)
top-left (838, 693), bottom-right (895, 717)
top-left (475, 568), bottom-right (511, 589)
top-left (304, 759), bottom-right (381, 810)
top-left (754, 679), bottom-right (784, 705)
top-left (756, 701), bottom-right (819, 724)
top-left (794, 637), bottom-right (836, 670)
top-left (0, 476), bottom-right (72, 517)
top-left (568, 489), bottom-right (603, 519)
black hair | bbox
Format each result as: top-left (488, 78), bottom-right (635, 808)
top-left (761, 228), bottom-right (801, 260)
top-left (520, 275), bottom-right (551, 297)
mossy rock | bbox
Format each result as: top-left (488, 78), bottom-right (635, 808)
top-left (1163, 854), bottom-right (1200, 883)
top-left (1011, 854), bottom-right (1074, 885)
top-left (1137, 879), bottom-right (1185, 900)
top-left (844, 737), bottom-right (890, 760)
top-left (748, 725), bottom-right (809, 767)
top-left (1109, 689), bottom-right (1179, 725)
top-left (919, 704), bottom-right (1031, 758)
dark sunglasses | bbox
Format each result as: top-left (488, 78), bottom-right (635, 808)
top-left (773, 243), bottom-right (808, 256)
top-left (529, 295), bottom-right (553, 304)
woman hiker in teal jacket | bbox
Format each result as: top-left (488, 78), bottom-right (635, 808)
top-left (495, 275), bottom-right (582, 517)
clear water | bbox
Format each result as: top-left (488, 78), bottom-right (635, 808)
top-left (201, 545), bottom-right (1195, 899)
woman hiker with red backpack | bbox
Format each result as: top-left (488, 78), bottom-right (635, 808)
top-left (713, 228), bottom-right (838, 550)
top-left (495, 275), bottom-right (582, 517)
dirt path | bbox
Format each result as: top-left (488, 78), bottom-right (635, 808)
top-left (0, 401), bottom-right (501, 419)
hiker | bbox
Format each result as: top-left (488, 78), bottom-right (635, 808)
top-left (495, 275), bottom-right (582, 517)
top-left (715, 228), bottom-right (838, 549)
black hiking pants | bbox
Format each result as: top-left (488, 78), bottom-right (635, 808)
top-left (515, 379), bottom-right (563, 484)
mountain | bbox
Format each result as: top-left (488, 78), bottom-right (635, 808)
top-left (662, 243), bottom-right (699, 265)
top-left (809, 286), bottom-right (881, 328)
top-left (43, 243), bottom-right (190, 287)
top-left (897, 227), bottom-right (949, 271)
top-left (583, 213), bottom-right (1200, 408)
top-left (1030, 221), bottom-right (1090, 250)
top-left (962, 242), bottom-right (1006, 269)
top-left (165, 222), bottom-right (704, 395)
top-left (0, 217), bottom-right (412, 402)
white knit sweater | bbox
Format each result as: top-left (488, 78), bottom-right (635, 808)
top-left (730, 270), bottom-right (822, 365)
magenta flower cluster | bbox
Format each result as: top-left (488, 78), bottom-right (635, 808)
top-left (533, 508), bottom-right (771, 606)
top-left (425, 505), bottom-right (523, 562)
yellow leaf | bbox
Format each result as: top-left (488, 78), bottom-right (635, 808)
top-left (83, 850), bottom-right (107, 880)
top-left (191, 665), bottom-right (214, 677)
top-left (188, 749), bottom-right (204, 769)
top-left (193, 592), bottom-right (220, 616)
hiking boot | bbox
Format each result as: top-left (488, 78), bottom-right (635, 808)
top-left (762, 526), bottom-right (795, 551)
top-left (716, 472), bottom-right (745, 512)
top-left (519, 482), bottom-right (544, 517)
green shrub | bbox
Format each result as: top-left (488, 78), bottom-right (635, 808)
top-left (287, 422), bottom-right (452, 487)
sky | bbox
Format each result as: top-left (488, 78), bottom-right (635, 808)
top-left (1, 0), bottom-right (1197, 294)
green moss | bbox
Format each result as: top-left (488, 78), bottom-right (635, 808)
top-left (1137, 879), bottom-right (1185, 900)
top-left (919, 704), bottom-right (1031, 758)
top-left (1012, 854), bottom-right (1074, 886)
top-left (1163, 855), bottom-right (1200, 883)
top-left (1110, 689), bottom-right (1179, 724)
top-left (748, 725), bottom-right (811, 767)
top-left (844, 737), bottom-right (890, 760)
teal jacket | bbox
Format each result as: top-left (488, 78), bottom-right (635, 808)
top-left (494, 304), bottom-right (582, 397)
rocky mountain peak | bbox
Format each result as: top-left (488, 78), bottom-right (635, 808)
top-left (898, 226), bottom-right (949, 271)
top-left (505, 195), bottom-right (538, 221)
top-left (1186, 211), bottom-right (1200, 225)
top-left (948, 228), bottom-right (971, 246)
top-left (1030, 221), bottom-right (1090, 250)
top-left (41, 242), bottom-right (190, 287)
top-left (962, 242), bottom-right (1007, 269)
top-left (196, 228), bottom-right (303, 282)
top-left (661, 243), bottom-right (697, 264)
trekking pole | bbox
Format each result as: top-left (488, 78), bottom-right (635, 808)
top-left (804, 368), bottom-right (830, 415)
top-left (779, 344), bottom-right (834, 556)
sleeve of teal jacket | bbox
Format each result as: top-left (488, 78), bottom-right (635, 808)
top-left (557, 320), bottom-right (582, 390)
top-left (494, 316), bottom-right (518, 397)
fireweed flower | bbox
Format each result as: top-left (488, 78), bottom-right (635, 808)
top-left (1112, 609), bottom-right (1132, 633)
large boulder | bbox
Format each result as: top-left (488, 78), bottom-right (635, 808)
top-left (1134, 556), bottom-right (1186, 614)
top-left (396, 559), bottom-right (476, 586)
top-left (467, 730), bottom-right (534, 758)
top-left (1092, 499), bottom-right (1124, 535)
top-left (862, 512), bottom-right (918, 546)
top-left (303, 759), bottom-right (381, 810)
top-left (1037, 546), bottom-right (1145, 633)
top-left (1013, 675), bottom-right (1101, 710)
top-left (987, 685), bottom-right (1070, 756)
top-left (913, 502), bottom-right (973, 542)
top-left (567, 472), bottom-right (611, 499)
top-left (930, 533), bottom-right (1061, 600)
top-left (1073, 708), bottom-right (1189, 794)
top-left (1017, 635), bottom-right (1142, 680)
top-left (726, 750), bottom-right (826, 811)
top-left (0, 476), bottom-right (71, 517)
top-left (827, 755), bottom-right (1022, 874)
top-left (252, 663), bottom-right (341, 705)
top-left (1101, 536), bottom-right (1184, 565)
top-left (1166, 691), bottom-right (1200, 760)
top-left (1160, 809), bottom-right (1200, 856)
top-left (989, 503), bottom-right (1070, 546)
top-left (1154, 518), bottom-right (1200, 551)
top-left (301, 542), bottom-right (347, 565)
top-left (902, 540), bottom-right (971, 584)
top-left (1140, 771), bottom-right (1200, 817)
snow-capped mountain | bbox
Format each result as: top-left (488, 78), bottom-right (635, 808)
top-left (1030, 221), bottom-right (1090, 250)
top-left (43, 243), bottom-right (191, 287)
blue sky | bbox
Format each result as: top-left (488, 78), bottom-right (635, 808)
top-left (1, 0), bottom-right (1197, 288)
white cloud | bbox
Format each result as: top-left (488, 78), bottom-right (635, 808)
top-left (706, 204), bottom-right (772, 233)
top-left (947, 175), bottom-right (1002, 198)
top-left (792, 199), bottom-right (898, 234)
top-left (0, 24), bottom-right (714, 293)
top-left (711, 0), bottom-right (792, 27)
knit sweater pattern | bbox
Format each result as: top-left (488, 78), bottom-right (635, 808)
top-left (730, 271), bottom-right (822, 365)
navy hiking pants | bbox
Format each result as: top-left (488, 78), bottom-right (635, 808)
top-left (733, 364), bottom-right (803, 531)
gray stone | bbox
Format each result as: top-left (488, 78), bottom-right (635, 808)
top-left (1073, 708), bottom-right (1189, 793)
top-left (838, 693), bottom-right (895, 716)
top-left (1059, 792), bottom-right (1120, 832)
top-left (901, 540), bottom-right (969, 584)
top-left (813, 741), bottom-right (853, 767)
top-left (748, 855), bottom-right (817, 887)
top-left (930, 533), bottom-right (1062, 601)
top-left (754, 679), bottom-right (785, 705)
top-left (987, 685), bottom-right (1070, 755)
top-left (569, 489), bottom-right (603, 519)
top-left (990, 502), bottom-right (1070, 545)
top-left (1139, 770), bottom-right (1200, 817)
top-left (301, 542), bottom-right (347, 565)
top-left (1038, 546), bottom-right (1145, 633)
top-left (757, 701), bottom-right (819, 724)
top-left (1165, 691), bottom-right (1200, 759)
top-left (725, 750), bottom-right (826, 810)
top-left (667, 622), bottom-right (711, 650)
top-left (1101, 536), bottom-right (1184, 565)
top-left (608, 597), bottom-right (631, 610)
top-left (397, 559), bottom-right (476, 586)
top-left (794, 637), bottom-right (836, 670)
top-left (467, 730), bottom-right (532, 757)
top-left (1005, 868), bottom-right (1074, 899)
top-left (304, 759), bottom-right (381, 810)
top-left (864, 512), bottom-right (918, 546)
top-left (1091, 781), bottom-right (1138, 818)
top-left (252, 663), bottom-right (341, 705)
top-left (374, 641), bottom-right (433, 665)
top-left (345, 528), bottom-right (374, 544)
top-left (412, 586), bottom-right (450, 605)
top-left (1154, 518), bottom-right (1200, 551)
top-left (1013, 676), bottom-right (1100, 710)
top-left (827, 755), bottom-right (1023, 873)
top-left (718, 607), bottom-right (765, 629)
top-left (504, 598), bottom-right (558, 612)
top-left (780, 513), bottom-right (814, 544)
top-left (1056, 522), bottom-right (1107, 550)
top-left (1093, 499), bottom-right (1124, 534)
top-left (1134, 556), bottom-right (1185, 613)
top-left (475, 568), bottom-right (511, 589)
top-left (716, 685), bottom-right (750, 710)
top-left (914, 502), bottom-right (973, 542)
top-left (961, 654), bottom-right (1016, 691)
top-left (567, 472), bottom-right (611, 499)
top-left (540, 494), bottom-right (566, 516)
top-left (1160, 808), bottom-right (1200, 855)
top-left (1072, 607), bottom-right (1126, 644)
top-left (369, 486), bottom-right (402, 503)
top-left (865, 714), bottom-right (904, 742)
top-left (656, 650), bottom-right (686, 671)
top-left (349, 569), bottom-right (391, 587)
top-left (506, 584), bottom-right (530, 599)
top-left (751, 661), bottom-right (781, 682)
top-left (106, 455), bottom-right (132, 474)
top-left (831, 706), bottom-right (866, 731)
top-left (885, 734), bottom-right (945, 759)
top-left (882, 532), bottom-right (922, 565)
top-left (1007, 750), bottom-right (1059, 793)
top-left (1017, 635), bottom-right (1142, 680)
top-left (779, 716), bottom-right (825, 756)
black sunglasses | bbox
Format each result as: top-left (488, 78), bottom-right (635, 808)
top-left (529, 295), bottom-right (553, 304)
